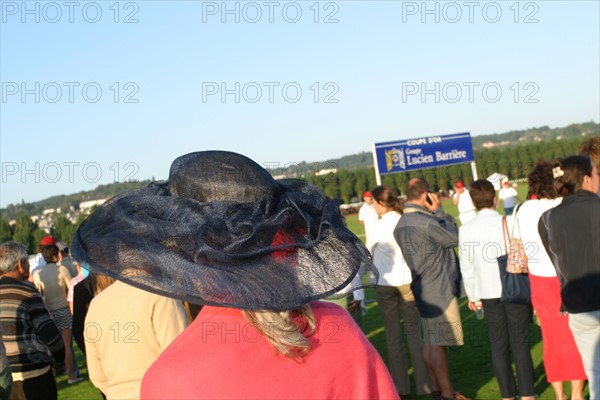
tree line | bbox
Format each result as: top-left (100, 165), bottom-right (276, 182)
top-left (304, 137), bottom-right (587, 203)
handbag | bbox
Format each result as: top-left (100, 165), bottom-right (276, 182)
top-left (507, 203), bottom-right (528, 273)
top-left (498, 216), bottom-right (531, 304)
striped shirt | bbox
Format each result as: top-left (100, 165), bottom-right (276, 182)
top-left (0, 277), bottom-right (65, 376)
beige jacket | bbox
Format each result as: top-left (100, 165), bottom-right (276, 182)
top-left (33, 263), bottom-right (72, 311)
top-left (85, 280), bottom-right (188, 399)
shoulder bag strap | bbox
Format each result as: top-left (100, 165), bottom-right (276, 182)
top-left (501, 216), bottom-right (509, 254)
top-left (510, 203), bottom-right (524, 239)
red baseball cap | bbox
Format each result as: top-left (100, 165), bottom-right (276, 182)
top-left (40, 235), bottom-right (56, 246)
top-left (363, 191), bottom-right (372, 198)
top-left (455, 181), bottom-right (465, 189)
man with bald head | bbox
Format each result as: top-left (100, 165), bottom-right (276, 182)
top-left (394, 179), bottom-right (468, 400)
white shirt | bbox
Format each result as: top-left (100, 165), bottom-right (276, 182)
top-left (28, 253), bottom-right (46, 277)
top-left (458, 209), bottom-right (504, 301)
top-left (499, 187), bottom-right (519, 208)
top-left (508, 198), bottom-right (562, 277)
top-left (366, 211), bottom-right (412, 287)
top-left (358, 203), bottom-right (379, 238)
top-left (67, 272), bottom-right (85, 303)
top-left (454, 189), bottom-right (475, 214)
top-left (454, 189), bottom-right (476, 224)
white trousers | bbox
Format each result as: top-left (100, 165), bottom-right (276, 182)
top-left (569, 310), bottom-right (600, 399)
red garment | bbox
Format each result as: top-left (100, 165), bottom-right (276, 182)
top-left (529, 274), bottom-right (587, 382)
top-left (142, 302), bottom-right (399, 400)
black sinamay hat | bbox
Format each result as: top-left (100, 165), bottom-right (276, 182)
top-left (72, 151), bottom-right (377, 311)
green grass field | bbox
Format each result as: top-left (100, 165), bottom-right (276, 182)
top-left (59, 188), bottom-right (588, 399)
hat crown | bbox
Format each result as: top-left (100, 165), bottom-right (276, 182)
top-left (169, 151), bottom-right (278, 203)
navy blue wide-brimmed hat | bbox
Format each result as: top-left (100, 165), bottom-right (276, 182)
top-left (72, 151), bottom-right (377, 311)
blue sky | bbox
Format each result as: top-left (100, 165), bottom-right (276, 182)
top-left (1, 1), bottom-right (599, 207)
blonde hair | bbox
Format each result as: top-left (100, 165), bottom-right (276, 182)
top-left (242, 304), bottom-right (316, 360)
top-left (85, 272), bottom-right (116, 296)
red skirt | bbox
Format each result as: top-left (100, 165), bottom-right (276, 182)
top-left (529, 274), bottom-right (587, 382)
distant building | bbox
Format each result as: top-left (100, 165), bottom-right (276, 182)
top-left (42, 208), bottom-right (61, 215)
top-left (79, 199), bottom-right (107, 211)
top-left (482, 140), bottom-right (513, 149)
top-left (315, 168), bottom-right (337, 176)
top-left (38, 219), bottom-right (51, 234)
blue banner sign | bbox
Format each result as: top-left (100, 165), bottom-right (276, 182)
top-left (374, 132), bottom-right (474, 175)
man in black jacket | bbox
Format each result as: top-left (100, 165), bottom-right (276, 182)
top-left (539, 155), bottom-right (600, 399)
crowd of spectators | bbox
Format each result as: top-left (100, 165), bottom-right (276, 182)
top-left (0, 137), bottom-right (598, 400)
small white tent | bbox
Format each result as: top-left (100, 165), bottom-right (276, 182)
top-left (487, 172), bottom-right (509, 191)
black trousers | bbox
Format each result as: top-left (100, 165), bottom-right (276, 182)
top-left (375, 284), bottom-right (431, 395)
top-left (481, 298), bottom-right (535, 398)
top-left (9, 368), bottom-right (57, 400)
